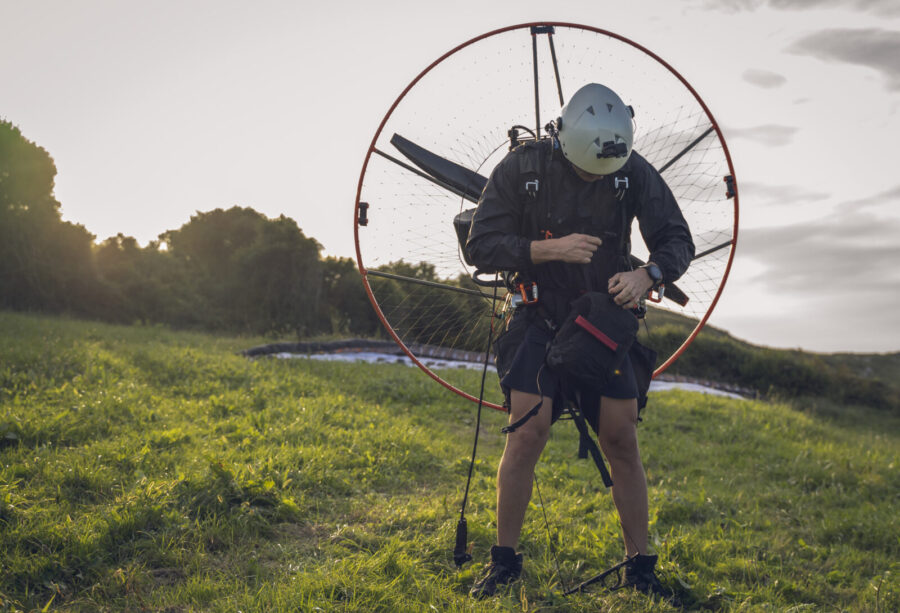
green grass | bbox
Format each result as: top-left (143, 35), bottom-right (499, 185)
top-left (1, 311), bottom-right (897, 612)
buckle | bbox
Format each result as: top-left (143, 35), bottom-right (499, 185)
top-left (517, 282), bottom-right (538, 305)
top-left (507, 282), bottom-right (538, 311)
top-left (646, 284), bottom-right (665, 303)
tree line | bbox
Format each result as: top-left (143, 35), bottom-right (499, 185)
top-left (0, 118), bottom-right (395, 337)
top-left (4, 118), bottom-right (896, 409)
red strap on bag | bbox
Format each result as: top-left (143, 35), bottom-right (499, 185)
top-left (575, 315), bottom-right (619, 351)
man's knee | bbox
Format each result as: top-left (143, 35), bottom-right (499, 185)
top-left (506, 391), bottom-right (552, 453)
top-left (506, 418), bottom-right (550, 449)
top-left (597, 397), bottom-right (640, 461)
top-left (599, 423), bottom-right (638, 459)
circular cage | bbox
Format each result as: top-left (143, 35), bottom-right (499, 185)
top-left (354, 23), bottom-right (739, 410)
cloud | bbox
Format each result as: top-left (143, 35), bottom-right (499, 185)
top-left (738, 181), bottom-right (829, 205)
top-left (696, 0), bottom-right (900, 16)
top-left (742, 69), bottom-right (787, 89)
top-left (771, 0), bottom-right (900, 16)
top-left (725, 124), bottom-right (798, 146)
top-left (720, 301), bottom-right (900, 352)
top-left (842, 184), bottom-right (900, 211)
top-left (697, 0), bottom-right (761, 10)
top-left (788, 29), bottom-right (900, 91)
top-left (739, 211), bottom-right (900, 297)
top-left (735, 212), bottom-right (900, 351)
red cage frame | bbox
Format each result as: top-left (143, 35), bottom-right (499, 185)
top-left (353, 22), bottom-right (740, 411)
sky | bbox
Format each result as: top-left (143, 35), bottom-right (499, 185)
top-left (2, 0), bottom-right (899, 353)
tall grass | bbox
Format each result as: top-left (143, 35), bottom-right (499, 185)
top-left (1, 311), bottom-right (897, 611)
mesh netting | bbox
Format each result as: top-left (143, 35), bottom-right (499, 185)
top-left (355, 24), bottom-right (737, 403)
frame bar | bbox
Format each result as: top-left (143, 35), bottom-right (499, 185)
top-left (365, 269), bottom-right (501, 300)
top-left (658, 126), bottom-right (714, 174)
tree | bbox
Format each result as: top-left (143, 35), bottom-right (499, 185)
top-left (320, 256), bottom-right (380, 336)
top-left (232, 215), bottom-right (323, 335)
top-left (92, 234), bottom-right (197, 325)
top-left (161, 207), bottom-right (324, 334)
top-left (0, 119), bottom-right (95, 312)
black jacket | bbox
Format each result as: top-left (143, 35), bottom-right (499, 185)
top-left (466, 139), bottom-right (694, 294)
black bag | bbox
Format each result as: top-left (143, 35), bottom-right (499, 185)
top-left (629, 340), bottom-right (658, 412)
top-left (493, 310), bottom-right (530, 382)
top-left (546, 292), bottom-right (638, 391)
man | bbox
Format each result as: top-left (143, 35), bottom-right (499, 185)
top-left (465, 83), bottom-right (694, 599)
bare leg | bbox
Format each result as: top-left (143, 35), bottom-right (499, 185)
top-left (595, 396), bottom-right (648, 557)
top-left (496, 390), bottom-right (553, 548)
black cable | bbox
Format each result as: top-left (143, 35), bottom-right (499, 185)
top-left (454, 280), bottom-right (500, 568)
top-left (642, 313), bottom-right (655, 345)
top-left (531, 392), bottom-right (645, 597)
top-left (533, 472), bottom-right (569, 594)
top-left (566, 390), bottom-right (646, 595)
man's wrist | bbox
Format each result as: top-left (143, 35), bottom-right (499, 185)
top-left (639, 267), bottom-right (653, 289)
top-left (529, 238), bottom-right (553, 264)
top-left (640, 261), bottom-right (663, 290)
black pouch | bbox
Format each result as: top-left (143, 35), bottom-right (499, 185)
top-left (493, 310), bottom-right (529, 382)
top-left (546, 292), bottom-right (638, 391)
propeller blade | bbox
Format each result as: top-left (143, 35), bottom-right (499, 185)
top-left (390, 133), bottom-right (488, 202)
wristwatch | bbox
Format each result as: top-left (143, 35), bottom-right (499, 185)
top-left (640, 262), bottom-right (663, 290)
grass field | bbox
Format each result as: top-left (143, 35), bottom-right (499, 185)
top-left (1, 311), bottom-right (897, 612)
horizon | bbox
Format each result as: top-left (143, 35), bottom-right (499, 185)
top-left (2, 0), bottom-right (898, 353)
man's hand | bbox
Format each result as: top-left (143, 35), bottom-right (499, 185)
top-left (608, 269), bottom-right (654, 308)
top-left (530, 233), bottom-right (603, 264)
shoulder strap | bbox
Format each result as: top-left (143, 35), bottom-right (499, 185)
top-left (515, 139), bottom-right (554, 238)
top-left (611, 168), bottom-right (633, 264)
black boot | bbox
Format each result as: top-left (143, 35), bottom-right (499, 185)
top-left (469, 545), bottom-right (523, 598)
top-left (615, 554), bottom-right (679, 604)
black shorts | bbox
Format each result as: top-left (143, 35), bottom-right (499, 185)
top-left (499, 315), bottom-right (639, 418)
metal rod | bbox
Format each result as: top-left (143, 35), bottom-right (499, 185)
top-left (547, 32), bottom-right (564, 106)
top-left (373, 148), bottom-right (477, 204)
top-left (531, 32), bottom-right (541, 138)
top-left (658, 126), bottom-right (715, 174)
top-left (693, 239), bottom-right (733, 261)
top-left (563, 558), bottom-right (631, 595)
top-left (365, 269), bottom-right (502, 299)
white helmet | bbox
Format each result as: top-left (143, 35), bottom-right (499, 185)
top-left (557, 83), bottom-right (634, 176)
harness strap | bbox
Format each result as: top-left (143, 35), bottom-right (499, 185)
top-left (567, 394), bottom-right (614, 487)
top-left (619, 185), bottom-right (631, 269)
top-left (501, 397), bottom-right (543, 434)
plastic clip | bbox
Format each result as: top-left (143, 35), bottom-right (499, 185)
top-left (724, 175), bottom-right (736, 199)
top-left (358, 201), bottom-right (369, 226)
top-left (517, 282), bottom-right (539, 305)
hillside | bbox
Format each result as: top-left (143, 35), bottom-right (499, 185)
top-left (820, 351), bottom-right (900, 391)
top-left (0, 311), bottom-right (897, 611)
top-left (637, 307), bottom-right (900, 411)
